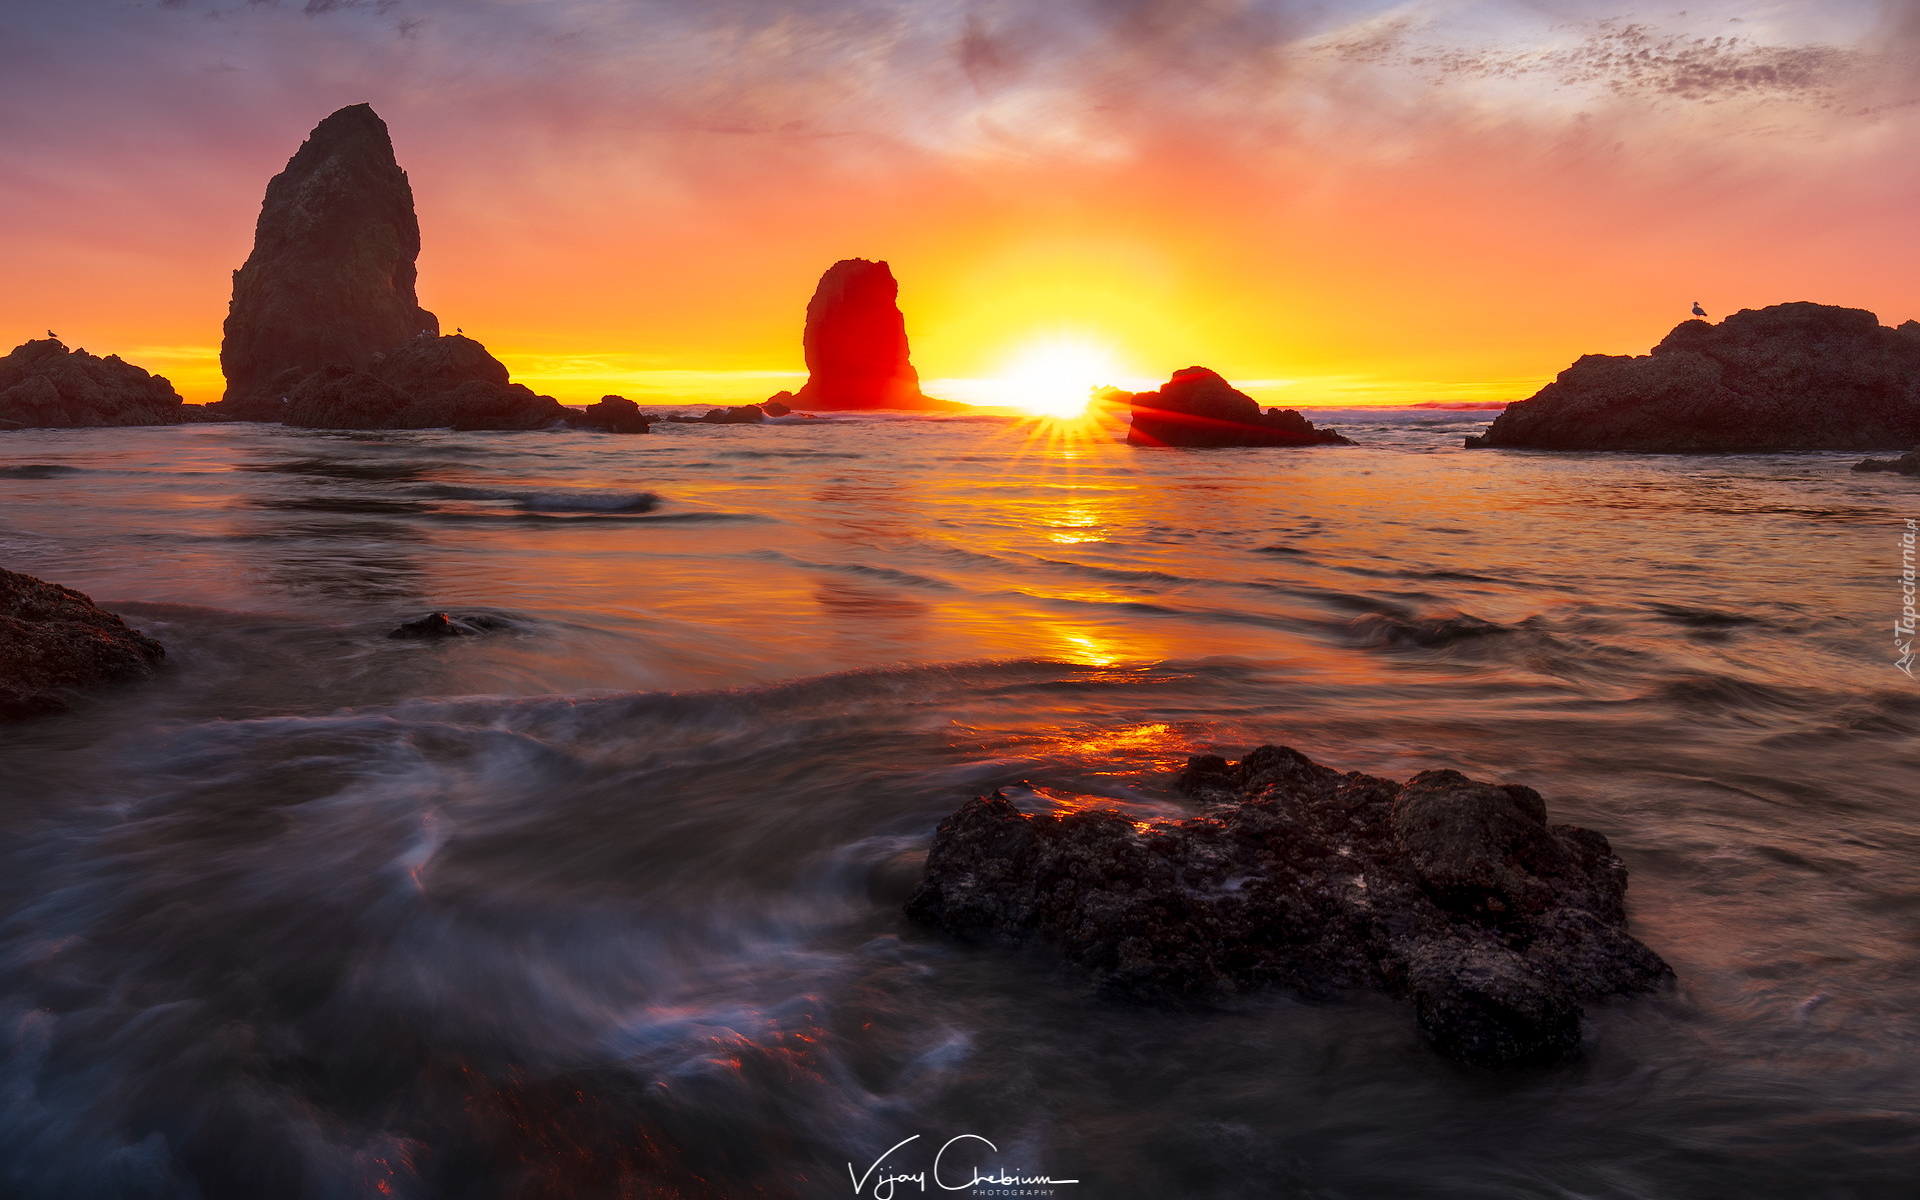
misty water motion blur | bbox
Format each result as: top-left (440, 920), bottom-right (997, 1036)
top-left (0, 409), bottom-right (1915, 1198)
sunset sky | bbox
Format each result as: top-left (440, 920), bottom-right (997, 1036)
top-left (5, 0), bottom-right (1920, 406)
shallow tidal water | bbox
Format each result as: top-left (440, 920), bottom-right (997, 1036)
top-left (0, 409), bottom-right (1915, 1199)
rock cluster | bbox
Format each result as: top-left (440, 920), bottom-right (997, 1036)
top-left (907, 744), bottom-right (1672, 1065)
top-left (279, 335), bottom-right (577, 431)
top-left (1467, 303), bottom-right (1920, 452)
top-left (790, 259), bottom-right (946, 410)
top-left (1126, 368), bottom-right (1353, 448)
top-left (0, 339), bottom-right (191, 429)
top-left (0, 568), bottom-right (165, 719)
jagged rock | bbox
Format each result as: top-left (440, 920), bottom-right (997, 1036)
top-left (1467, 303), bottom-right (1920, 451)
top-left (568, 395), bottom-right (653, 434)
top-left (370, 333), bottom-right (508, 399)
top-left (0, 568), bottom-right (165, 719)
top-left (906, 744), bottom-right (1671, 1066)
top-left (1127, 368), bottom-right (1354, 448)
top-left (0, 339), bottom-right (188, 429)
top-left (213, 104), bottom-right (440, 420)
top-left (283, 366), bottom-right (414, 430)
top-left (792, 259), bottom-right (946, 410)
top-left (1854, 446), bottom-right (1919, 474)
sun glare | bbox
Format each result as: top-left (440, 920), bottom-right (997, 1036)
top-left (987, 338), bottom-right (1129, 419)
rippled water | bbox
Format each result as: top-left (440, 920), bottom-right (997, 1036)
top-left (0, 410), bottom-right (1915, 1199)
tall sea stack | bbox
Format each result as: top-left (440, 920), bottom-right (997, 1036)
top-left (215, 104), bottom-right (440, 419)
top-left (791, 259), bottom-right (936, 410)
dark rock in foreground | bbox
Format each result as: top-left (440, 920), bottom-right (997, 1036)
top-left (276, 337), bottom-right (580, 433)
top-left (791, 259), bottom-right (951, 411)
top-left (0, 568), bottom-right (165, 718)
top-left (215, 103), bottom-right (440, 420)
top-left (1854, 446), bottom-right (1919, 474)
top-left (0, 339), bottom-right (192, 429)
top-left (906, 744), bottom-right (1672, 1066)
top-left (1467, 303), bottom-right (1920, 452)
top-left (701, 403), bottom-right (767, 425)
top-left (1127, 368), bottom-right (1353, 448)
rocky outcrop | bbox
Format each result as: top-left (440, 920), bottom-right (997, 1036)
top-left (570, 395), bottom-right (653, 434)
top-left (0, 339), bottom-right (190, 429)
top-left (275, 336), bottom-right (574, 432)
top-left (1126, 368), bottom-right (1353, 448)
top-left (1467, 303), bottom-right (1920, 452)
top-left (0, 568), bottom-right (165, 719)
top-left (906, 744), bottom-right (1671, 1066)
top-left (1854, 446), bottom-right (1919, 474)
top-left (214, 104), bottom-right (440, 420)
top-left (701, 404), bottom-right (767, 425)
top-left (791, 259), bottom-right (945, 410)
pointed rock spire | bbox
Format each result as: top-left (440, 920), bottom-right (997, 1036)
top-left (216, 103), bottom-right (439, 417)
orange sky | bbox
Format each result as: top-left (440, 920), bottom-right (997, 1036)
top-left (5, 1), bottom-right (1920, 407)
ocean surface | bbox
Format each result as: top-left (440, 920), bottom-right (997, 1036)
top-left (0, 408), bottom-right (1915, 1199)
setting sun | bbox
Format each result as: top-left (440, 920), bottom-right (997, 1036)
top-left (992, 337), bottom-right (1134, 418)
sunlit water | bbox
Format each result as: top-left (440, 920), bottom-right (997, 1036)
top-left (0, 409), bottom-right (1915, 1199)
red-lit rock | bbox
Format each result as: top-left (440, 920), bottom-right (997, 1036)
top-left (907, 744), bottom-right (1671, 1066)
top-left (792, 259), bottom-right (946, 410)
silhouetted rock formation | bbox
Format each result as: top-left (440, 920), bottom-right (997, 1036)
top-left (571, 395), bottom-right (653, 434)
top-left (276, 336), bottom-right (572, 432)
top-left (907, 744), bottom-right (1671, 1066)
top-left (701, 404), bottom-right (767, 425)
top-left (1467, 303), bottom-right (1920, 452)
top-left (0, 339), bottom-right (190, 429)
top-left (216, 104), bottom-right (440, 419)
top-left (762, 397), bottom-right (793, 417)
top-left (1854, 446), bottom-right (1919, 474)
top-left (792, 259), bottom-right (942, 410)
top-left (0, 568), bottom-right (165, 719)
top-left (1126, 368), bottom-right (1353, 448)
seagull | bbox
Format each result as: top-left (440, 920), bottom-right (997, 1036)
top-left (46, 329), bottom-right (57, 339)
top-left (1691, 302), bottom-right (1707, 318)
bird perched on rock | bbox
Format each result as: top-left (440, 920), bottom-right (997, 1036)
top-left (1691, 302), bottom-right (1707, 318)
top-left (46, 329), bottom-right (57, 339)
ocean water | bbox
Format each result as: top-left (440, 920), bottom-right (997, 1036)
top-left (0, 408), bottom-right (1915, 1199)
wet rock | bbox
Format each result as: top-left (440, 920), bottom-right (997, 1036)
top-left (416, 381), bottom-right (569, 432)
top-left (388, 613), bottom-right (468, 639)
top-left (568, 395), bottom-right (653, 434)
top-left (0, 567), bottom-right (165, 719)
top-left (0, 339), bottom-right (190, 429)
top-left (214, 104), bottom-right (440, 420)
top-left (906, 744), bottom-right (1671, 1066)
top-left (762, 395), bottom-right (793, 417)
top-left (792, 259), bottom-right (947, 410)
top-left (700, 404), bottom-right (767, 425)
top-left (1127, 368), bottom-right (1354, 448)
top-left (1853, 446), bottom-right (1919, 474)
top-left (1467, 303), bottom-right (1920, 452)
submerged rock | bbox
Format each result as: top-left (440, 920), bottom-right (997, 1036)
top-left (215, 104), bottom-right (440, 420)
top-left (1127, 368), bottom-right (1353, 448)
top-left (0, 339), bottom-right (190, 429)
top-left (906, 744), bottom-right (1671, 1066)
top-left (0, 568), bottom-right (165, 718)
top-left (792, 259), bottom-right (946, 410)
top-left (1853, 446), bottom-right (1919, 474)
top-left (1467, 303), bottom-right (1920, 452)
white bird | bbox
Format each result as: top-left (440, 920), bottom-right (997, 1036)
top-left (1691, 302), bottom-right (1707, 318)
